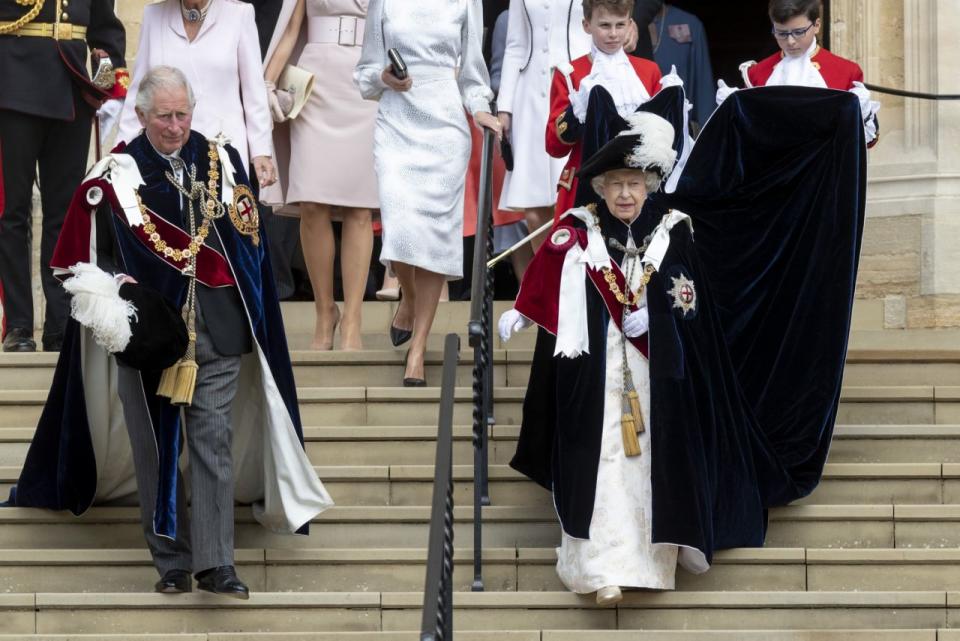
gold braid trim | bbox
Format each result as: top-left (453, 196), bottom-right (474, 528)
top-left (0, 0), bottom-right (45, 36)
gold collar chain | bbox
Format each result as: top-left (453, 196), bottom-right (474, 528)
top-left (136, 143), bottom-right (222, 263)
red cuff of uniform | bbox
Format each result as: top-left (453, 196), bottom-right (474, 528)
top-left (109, 68), bottom-right (130, 99)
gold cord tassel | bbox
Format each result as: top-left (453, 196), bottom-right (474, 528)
top-left (620, 394), bottom-right (642, 457)
top-left (156, 362), bottom-right (179, 398)
top-left (171, 356), bottom-right (198, 406)
top-left (627, 388), bottom-right (644, 434)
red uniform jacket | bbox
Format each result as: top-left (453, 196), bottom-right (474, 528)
top-left (546, 54), bottom-right (662, 219)
top-left (745, 47), bottom-right (863, 90)
top-left (744, 47), bottom-right (877, 147)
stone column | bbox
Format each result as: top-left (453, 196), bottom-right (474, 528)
top-left (833, 0), bottom-right (960, 328)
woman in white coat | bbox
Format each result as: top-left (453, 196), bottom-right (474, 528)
top-left (497, 0), bottom-right (592, 249)
top-left (118, 0), bottom-right (276, 187)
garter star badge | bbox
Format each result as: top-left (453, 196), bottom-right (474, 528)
top-left (229, 184), bottom-right (260, 246)
top-left (668, 272), bottom-right (697, 318)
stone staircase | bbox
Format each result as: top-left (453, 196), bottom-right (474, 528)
top-left (0, 300), bottom-right (959, 640)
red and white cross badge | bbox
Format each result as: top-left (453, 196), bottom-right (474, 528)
top-left (668, 273), bottom-right (697, 316)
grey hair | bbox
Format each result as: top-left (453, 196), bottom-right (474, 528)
top-left (134, 66), bottom-right (196, 114)
top-left (590, 170), bottom-right (662, 197)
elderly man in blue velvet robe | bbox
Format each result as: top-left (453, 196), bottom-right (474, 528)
top-left (5, 66), bottom-right (333, 598)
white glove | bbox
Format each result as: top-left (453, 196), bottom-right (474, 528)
top-left (863, 117), bottom-right (878, 145)
top-left (96, 99), bottom-right (122, 147)
top-left (498, 309), bottom-right (532, 343)
top-left (659, 65), bottom-right (684, 89)
top-left (266, 80), bottom-right (295, 123)
top-left (849, 81), bottom-right (881, 121)
top-left (716, 79), bottom-right (738, 106)
top-left (569, 84), bottom-right (590, 124)
top-left (622, 307), bottom-right (649, 338)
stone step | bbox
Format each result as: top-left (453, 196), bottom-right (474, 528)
top-left (1, 425), bottom-right (960, 477)
top-left (0, 634), bottom-right (537, 641)
top-left (0, 462), bottom-right (951, 508)
top-left (377, 591), bottom-right (954, 632)
top-left (17, 546), bottom-right (960, 594)
top-left (0, 546), bottom-right (800, 593)
top-left (5, 348), bottom-right (960, 391)
top-left (0, 385), bottom-right (954, 427)
top-left (0, 591), bottom-right (950, 634)
top-left (0, 631), bottom-right (940, 641)
top-left (0, 504), bottom-right (940, 549)
top-left (0, 350), bottom-right (513, 390)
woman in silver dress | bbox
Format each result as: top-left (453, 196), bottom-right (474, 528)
top-left (355, 0), bottom-right (501, 385)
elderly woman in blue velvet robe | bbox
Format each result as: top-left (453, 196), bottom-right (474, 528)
top-left (498, 84), bottom-right (868, 606)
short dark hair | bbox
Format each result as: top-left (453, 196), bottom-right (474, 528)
top-left (768, 0), bottom-right (823, 24)
top-left (582, 0), bottom-right (635, 21)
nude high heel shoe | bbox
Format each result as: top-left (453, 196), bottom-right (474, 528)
top-left (595, 585), bottom-right (623, 606)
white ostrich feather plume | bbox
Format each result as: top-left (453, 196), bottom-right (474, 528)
top-left (618, 112), bottom-right (677, 176)
top-left (63, 262), bottom-right (138, 353)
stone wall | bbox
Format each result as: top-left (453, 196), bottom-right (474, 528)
top-left (833, 0), bottom-right (960, 327)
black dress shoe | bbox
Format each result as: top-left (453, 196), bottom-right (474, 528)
top-left (390, 323), bottom-right (412, 347)
top-left (196, 565), bottom-right (250, 600)
top-left (403, 377), bottom-right (427, 387)
top-left (42, 334), bottom-right (63, 352)
top-left (390, 293), bottom-right (412, 347)
top-left (155, 568), bottom-right (192, 594)
top-left (2, 328), bottom-right (36, 353)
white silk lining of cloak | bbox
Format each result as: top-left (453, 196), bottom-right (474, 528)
top-left (555, 244), bottom-right (589, 358)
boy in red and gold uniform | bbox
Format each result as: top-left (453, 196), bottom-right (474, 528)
top-left (717, 0), bottom-right (879, 146)
top-left (546, 0), bottom-right (678, 220)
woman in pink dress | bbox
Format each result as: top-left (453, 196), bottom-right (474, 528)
top-left (117, 0), bottom-right (276, 187)
top-left (266, 0), bottom-right (378, 350)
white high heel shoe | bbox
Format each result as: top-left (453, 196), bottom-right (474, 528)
top-left (595, 585), bottom-right (623, 606)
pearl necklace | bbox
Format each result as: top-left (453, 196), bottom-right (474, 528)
top-left (180, 0), bottom-right (210, 24)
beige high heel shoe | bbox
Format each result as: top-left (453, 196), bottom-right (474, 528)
top-left (595, 585), bottom-right (623, 606)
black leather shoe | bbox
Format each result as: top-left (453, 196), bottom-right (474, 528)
top-left (2, 328), bottom-right (36, 353)
top-left (155, 568), bottom-right (192, 594)
top-left (196, 565), bottom-right (250, 600)
top-left (42, 334), bottom-right (63, 352)
top-left (402, 377), bottom-right (427, 387)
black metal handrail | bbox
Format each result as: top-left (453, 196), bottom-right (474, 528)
top-left (467, 113), bottom-right (497, 593)
top-left (420, 333), bottom-right (461, 641)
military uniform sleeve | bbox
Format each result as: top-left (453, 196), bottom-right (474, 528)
top-left (545, 68), bottom-right (581, 158)
top-left (87, 0), bottom-right (129, 98)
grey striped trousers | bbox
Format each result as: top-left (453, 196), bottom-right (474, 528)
top-left (118, 303), bottom-right (241, 576)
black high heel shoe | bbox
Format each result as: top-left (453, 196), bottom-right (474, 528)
top-left (402, 349), bottom-right (426, 387)
top-left (390, 291), bottom-right (412, 347)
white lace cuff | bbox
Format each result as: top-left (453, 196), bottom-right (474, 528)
top-left (464, 85), bottom-right (494, 116)
top-left (354, 67), bottom-right (389, 101)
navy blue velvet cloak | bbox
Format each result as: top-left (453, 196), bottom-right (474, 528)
top-left (6, 131), bottom-right (333, 537)
top-left (511, 86), bottom-right (866, 563)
